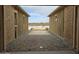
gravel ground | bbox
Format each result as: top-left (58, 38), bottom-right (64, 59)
top-left (7, 30), bottom-right (74, 53)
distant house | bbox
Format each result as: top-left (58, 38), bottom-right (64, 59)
top-left (0, 5), bottom-right (29, 51)
top-left (48, 6), bottom-right (79, 53)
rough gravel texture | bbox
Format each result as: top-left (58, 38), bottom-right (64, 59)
top-left (7, 31), bottom-right (74, 53)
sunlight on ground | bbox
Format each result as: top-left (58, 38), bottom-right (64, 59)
top-left (28, 31), bottom-right (50, 35)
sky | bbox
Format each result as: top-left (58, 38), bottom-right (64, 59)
top-left (21, 6), bottom-right (58, 23)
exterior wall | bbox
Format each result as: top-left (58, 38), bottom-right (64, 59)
top-left (49, 16), bottom-right (52, 32)
top-left (0, 5), bottom-right (29, 51)
top-left (13, 9), bottom-right (19, 39)
top-left (55, 10), bottom-right (64, 37)
top-left (64, 6), bottom-right (74, 47)
top-left (49, 9), bottom-right (64, 37)
top-left (49, 15), bottom-right (57, 34)
top-left (4, 6), bottom-right (15, 50)
top-left (26, 16), bottom-right (28, 32)
top-left (18, 11), bottom-right (24, 36)
top-left (49, 6), bottom-right (79, 52)
top-left (23, 16), bottom-right (28, 32)
top-left (49, 6), bottom-right (74, 48)
top-left (0, 6), bottom-right (4, 51)
top-left (51, 15), bottom-right (57, 34)
top-left (15, 8), bottom-right (28, 37)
